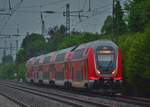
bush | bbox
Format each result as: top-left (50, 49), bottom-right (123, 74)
top-left (0, 64), bottom-right (26, 81)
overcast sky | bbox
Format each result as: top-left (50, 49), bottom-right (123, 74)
top-left (0, 0), bottom-right (125, 62)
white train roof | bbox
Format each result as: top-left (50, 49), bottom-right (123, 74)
top-left (75, 40), bottom-right (118, 50)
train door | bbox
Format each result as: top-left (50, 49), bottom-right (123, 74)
top-left (55, 63), bottom-right (64, 81)
top-left (64, 62), bottom-right (71, 81)
top-left (71, 49), bottom-right (85, 87)
top-left (54, 53), bottom-right (66, 85)
top-left (49, 64), bottom-right (55, 81)
top-left (38, 65), bottom-right (43, 81)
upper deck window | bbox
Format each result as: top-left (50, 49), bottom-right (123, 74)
top-left (55, 53), bottom-right (66, 62)
top-left (73, 49), bottom-right (85, 59)
top-left (35, 59), bottom-right (40, 65)
top-left (44, 56), bottom-right (51, 64)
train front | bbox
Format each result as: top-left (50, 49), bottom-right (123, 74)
top-left (93, 41), bottom-right (122, 93)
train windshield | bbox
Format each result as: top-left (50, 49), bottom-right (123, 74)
top-left (96, 47), bottom-right (115, 73)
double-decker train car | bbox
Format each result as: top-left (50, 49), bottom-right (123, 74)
top-left (26, 40), bottom-right (123, 93)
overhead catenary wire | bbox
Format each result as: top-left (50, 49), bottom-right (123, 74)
top-left (72, 5), bottom-right (112, 30)
top-left (0, 0), bottom-right (24, 34)
top-left (18, 0), bottom-right (72, 9)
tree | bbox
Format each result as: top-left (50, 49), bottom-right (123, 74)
top-left (46, 25), bottom-right (66, 52)
top-left (113, 0), bottom-right (127, 35)
top-left (101, 15), bottom-right (112, 35)
top-left (16, 33), bottom-right (46, 63)
top-left (101, 0), bottom-right (127, 35)
top-left (59, 25), bottom-right (66, 34)
top-left (0, 64), bottom-right (16, 79)
top-left (125, 0), bottom-right (150, 32)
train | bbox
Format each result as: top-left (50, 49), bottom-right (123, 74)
top-left (26, 40), bottom-right (123, 93)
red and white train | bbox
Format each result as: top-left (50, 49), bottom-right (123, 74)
top-left (26, 40), bottom-right (123, 93)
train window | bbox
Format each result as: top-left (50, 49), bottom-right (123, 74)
top-left (44, 56), bottom-right (51, 64)
top-left (55, 53), bottom-right (66, 62)
top-left (49, 64), bottom-right (55, 72)
top-left (38, 65), bottom-right (43, 71)
top-left (73, 49), bottom-right (85, 59)
top-left (35, 59), bottom-right (40, 65)
top-left (56, 72), bottom-right (64, 80)
top-left (76, 70), bottom-right (83, 81)
top-left (43, 72), bottom-right (49, 79)
top-left (95, 46), bottom-right (116, 73)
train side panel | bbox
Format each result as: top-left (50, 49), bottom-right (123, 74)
top-left (114, 48), bottom-right (123, 80)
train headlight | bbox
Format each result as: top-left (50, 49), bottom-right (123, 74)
top-left (96, 70), bottom-right (101, 75)
top-left (112, 70), bottom-right (115, 75)
top-left (112, 69), bottom-right (117, 76)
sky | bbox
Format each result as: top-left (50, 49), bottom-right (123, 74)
top-left (0, 0), bottom-right (125, 63)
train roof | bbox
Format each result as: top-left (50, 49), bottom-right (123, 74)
top-left (26, 57), bottom-right (36, 66)
top-left (26, 40), bottom-right (117, 64)
top-left (55, 46), bottom-right (75, 55)
top-left (75, 40), bottom-right (118, 50)
top-left (29, 46), bottom-right (75, 62)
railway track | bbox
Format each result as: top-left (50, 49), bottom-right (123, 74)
top-left (0, 81), bottom-right (108, 107)
top-left (25, 81), bottom-right (150, 107)
top-left (0, 92), bottom-right (30, 107)
top-left (0, 80), bottom-right (150, 107)
top-left (114, 95), bottom-right (150, 107)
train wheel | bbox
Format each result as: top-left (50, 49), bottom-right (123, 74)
top-left (49, 81), bottom-right (55, 87)
top-left (84, 83), bottom-right (90, 90)
top-left (39, 80), bottom-right (43, 85)
top-left (64, 82), bottom-right (72, 89)
top-left (31, 79), bottom-right (33, 83)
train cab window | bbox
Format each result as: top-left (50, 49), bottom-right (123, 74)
top-left (73, 49), bottom-right (85, 59)
top-left (95, 46), bottom-right (115, 73)
top-left (44, 56), bottom-right (51, 64)
top-left (55, 53), bottom-right (66, 62)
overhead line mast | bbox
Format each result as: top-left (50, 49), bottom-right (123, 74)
top-left (112, 0), bottom-right (115, 38)
top-left (89, 0), bottom-right (91, 12)
top-left (66, 3), bottom-right (70, 33)
top-left (9, 0), bottom-right (12, 12)
top-left (63, 3), bottom-right (88, 34)
top-left (40, 12), bottom-right (45, 36)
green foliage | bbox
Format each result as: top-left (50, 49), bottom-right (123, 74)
top-left (101, 16), bottom-right (112, 35)
top-left (125, 0), bottom-right (150, 32)
top-left (117, 32), bottom-right (150, 97)
top-left (59, 32), bottom-right (112, 49)
top-left (114, 0), bottom-right (127, 35)
top-left (16, 33), bottom-right (46, 63)
top-left (101, 0), bottom-right (127, 36)
top-left (0, 64), bottom-right (26, 80)
top-left (0, 64), bottom-right (16, 79)
top-left (45, 25), bottom-right (66, 52)
top-left (16, 25), bottom-right (66, 63)
top-left (16, 64), bottom-right (26, 80)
